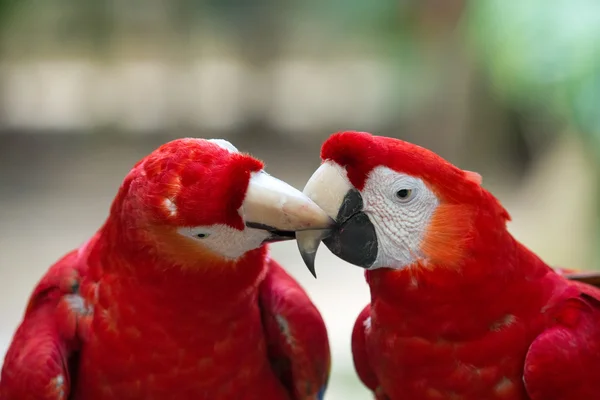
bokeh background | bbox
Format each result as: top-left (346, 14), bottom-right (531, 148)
top-left (1, 1), bottom-right (599, 398)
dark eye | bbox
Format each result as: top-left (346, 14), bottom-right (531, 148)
top-left (196, 233), bottom-right (209, 239)
top-left (396, 189), bottom-right (412, 199)
top-left (395, 188), bottom-right (415, 203)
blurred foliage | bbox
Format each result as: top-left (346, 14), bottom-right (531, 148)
top-left (465, 0), bottom-right (600, 270)
top-left (0, 0), bottom-right (16, 23)
top-left (466, 0), bottom-right (600, 159)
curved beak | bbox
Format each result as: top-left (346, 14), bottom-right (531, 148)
top-left (296, 161), bottom-right (378, 277)
top-left (242, 171), bottom-right (334, 243)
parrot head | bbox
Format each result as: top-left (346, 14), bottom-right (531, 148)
top-left (297, 131), bottom-right (510, 276)
top-left (110, 138), bottom-right (333, 265)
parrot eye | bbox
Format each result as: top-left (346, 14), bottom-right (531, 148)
top-left (395, 188), bottom-right (415, 203)
top-left (196, 233), bottom-right (210, 239)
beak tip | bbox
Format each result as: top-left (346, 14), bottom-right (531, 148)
top-left (300, 251), bottom-right (318, 279)
top-left (296, 229), bottom-right (329, 280)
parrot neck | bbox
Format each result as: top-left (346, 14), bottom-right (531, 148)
top-left (366, 228), bottom-right (558, 339)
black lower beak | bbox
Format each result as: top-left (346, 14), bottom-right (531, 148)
top-left (246, 222), bottom-right (296, 243)
top-left (264, 231), bottom-right (296, 243)
top-left (323, 212), bottom-right (378, 268)
top-left (297, 189), bottom-right (378, 275)
top-left (322, 189), bottom-right (378, 268)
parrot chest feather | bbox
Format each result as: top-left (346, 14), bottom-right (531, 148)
top-left (365, 267), bottom-right (565, 399)
top-left (367, 323), bottom-right (532, 399)
top-left (72, 271), bottom-right (289, 399)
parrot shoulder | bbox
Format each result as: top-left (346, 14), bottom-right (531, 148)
top-left (258, 258), bottom-right (331, 400)
top-left (523, 282), bottom-right (600, 400)
top-left (1, 243), bottom-right (92, 400)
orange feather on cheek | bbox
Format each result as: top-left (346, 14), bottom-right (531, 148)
top-left (420, 203), bottom-right (475, 268)
top-left (146, 225), bottom-right (236, 269)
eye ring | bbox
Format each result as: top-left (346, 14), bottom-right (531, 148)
top-left (395, 188), bottom-right (415, 203)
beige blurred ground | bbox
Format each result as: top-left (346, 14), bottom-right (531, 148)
top-left (0, 132), bottom-right (596, 399)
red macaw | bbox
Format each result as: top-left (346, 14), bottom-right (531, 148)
top-left (297, 130), bottom-right (600, 400)
top-left (1, 138), bottom-right (332, 400)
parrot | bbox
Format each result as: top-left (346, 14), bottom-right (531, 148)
top-left (296, 130), bottom-right (600, 400)
top-left (0, 138), bottom-right (333, 400)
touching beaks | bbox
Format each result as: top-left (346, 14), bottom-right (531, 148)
top-left (296, 162), bottom-right (352, 278)
top-left (242, 170), bottom-right (335, 243)
top-left (296, 161), bottom-right (380, 277)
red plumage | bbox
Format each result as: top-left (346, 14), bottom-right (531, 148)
top-left (1, 139), bottom-right (330, 400)
top-left (323, 131), bottom-right (600, 400)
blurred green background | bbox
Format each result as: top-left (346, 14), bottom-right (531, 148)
top-left (0, 1), bottom-right (599, 398)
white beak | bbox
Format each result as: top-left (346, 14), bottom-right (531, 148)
top-left (296, 161), bottom-right (353, 277)
top-left (241, 170), bottom-right (334, 233)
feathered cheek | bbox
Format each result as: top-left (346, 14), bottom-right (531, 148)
top-left (151, 225), bottom-right (229, 265)
top-left (420, 203), bottom-right (473, 267)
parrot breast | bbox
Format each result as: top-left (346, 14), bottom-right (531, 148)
top-left (72, 243), bottom-right (290, 400)
top-left (366, 316), bottom-right (533, 399)
top-left (363, 240), bottom-right (570, 400)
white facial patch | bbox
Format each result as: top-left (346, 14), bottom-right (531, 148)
top-left (361, 166), bottom-right (439, 269)
top-left (177, 224), bottom-right (270, 259)
top-left (207, 139), bottom-right (239, 153)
